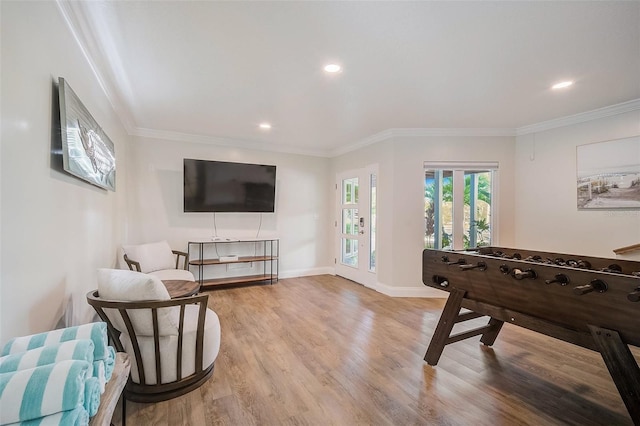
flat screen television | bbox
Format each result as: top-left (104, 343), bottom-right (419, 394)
top-left (184, 159), bottom-right (276, 212)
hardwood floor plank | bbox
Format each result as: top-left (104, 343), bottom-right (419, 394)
top-left (118, 275), bottom-right (635, 425)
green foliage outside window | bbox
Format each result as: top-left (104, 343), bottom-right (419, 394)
top-left (425, 173), bottom-right (492, 249)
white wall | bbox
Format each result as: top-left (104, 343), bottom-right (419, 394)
top-left (0, 2), bottom-right (130, 345)
top-left (514, 110), bottom-right (640, 257)
top-left (332, 135), bottom-right (516, 295)
top-left (126, 136), bottom-right (333, 277)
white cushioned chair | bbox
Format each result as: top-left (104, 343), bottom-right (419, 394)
top-left (86, 268), bottom-right (220, 402)
top-left (121, 240), bottom-right (195, 282)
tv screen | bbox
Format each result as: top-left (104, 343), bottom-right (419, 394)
top-left (184, 159), bottom-right (276, 212)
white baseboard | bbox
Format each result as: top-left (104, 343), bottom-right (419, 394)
top-left (279, 267), bottom-right (335, 279)
top-left (280, 268), bottom-right (446, 298)
top-left (374, 281), bottom-right (448, 298)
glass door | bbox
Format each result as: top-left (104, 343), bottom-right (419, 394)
top-left (336, 167), bottom-right (377, 287)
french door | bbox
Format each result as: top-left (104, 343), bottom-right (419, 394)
top-left (335, 166), bottom-right (377, 288)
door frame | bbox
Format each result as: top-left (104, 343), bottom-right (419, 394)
top-left (335, 165), bottom-right (378, 288)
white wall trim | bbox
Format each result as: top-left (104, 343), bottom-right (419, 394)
top-left (284, 272), bottom-right (446, 298)
top-left (136, 97), bottom-right (640, 158)
top-left (374, 281), bottom-right (448, 298)
top-left (390, 128), bottom-right (517, 138)
top-left (279, 267), bottom-right (335, 279)
top-left (55, 0), bottom-right (136, 134)
top-left (330, 129), bottom-right (396, 157)
top-left (132, 127), bottom-right (330, 158)
top-left (330, 128), bottom-right (515, 157)
top-left (515, 99), bottom-right (640, 136)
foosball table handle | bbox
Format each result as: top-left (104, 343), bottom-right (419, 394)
top-left (573, 279), bottom-right (608, 295)
top-left (510, 268), bottom-right (537, 280)
top-left (459, 262), bottom-right (487, 271)
top-left (628, 287), bottom-right (640, 302)
top-left (545, 274), bottom-right (570, 285)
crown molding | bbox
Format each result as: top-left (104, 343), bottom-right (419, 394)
top-left (515, 98), bottom-right (640, 136)
top-left (132, 127), bottom-right (331, 158)
top-left (390, 128), bottom-right (516, 137)
top-left (332, 100), bottom-right (640, 157)
top-left (56, 0), bottom-right (137, 134)
top-left (330, 129), bottom-right (395, 157)
top-left (330, 127), bottom-right (515, 157)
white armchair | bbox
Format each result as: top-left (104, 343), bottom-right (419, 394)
top-left (121, 240), bottom-right (195, 282)
top-left (87, 269), bottom-right (220, 402)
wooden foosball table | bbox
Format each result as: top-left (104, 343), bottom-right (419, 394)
top-left (422, 246), bottom-right (640, 424)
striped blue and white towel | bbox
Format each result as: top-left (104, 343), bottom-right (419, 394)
top-left (0, 340), bottom-right (94, 374)
top-left (91, 345), bottom-right (115, 392)
top-left (0, 339), bottom-right (110, 393)
top-left (4, 405), bottom-right (89, 426)
top-left (92, 359), bottom-right (106, 394)
top-left (1, 323), bottom-right (109, 361)
top-left (104, 346), bottom-right (116, 381)
top-left (83, 377), bottom-right (101, 417)
top-left (0, 360), bottom-right (90, 424)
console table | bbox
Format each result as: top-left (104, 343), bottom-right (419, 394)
top-left (188, 238), bottom-right (279, 289)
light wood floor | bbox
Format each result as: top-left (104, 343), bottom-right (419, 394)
top-left (120, 275), bottom-right (634, 425)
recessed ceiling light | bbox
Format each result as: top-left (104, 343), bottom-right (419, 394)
top-left (324, 64), bottom-right (342, 73)
top-left (552, 81), bottom-right (573, 90)
top-left (259, 123), bottom-right (272, 130)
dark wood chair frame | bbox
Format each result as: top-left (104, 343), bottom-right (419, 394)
top-left (86, 290), bottom-right (214, 403)
top-left (123, 250), bottom-right (190, 272)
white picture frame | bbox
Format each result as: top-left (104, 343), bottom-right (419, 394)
top-left (576, 136), bottom-right (640, 209)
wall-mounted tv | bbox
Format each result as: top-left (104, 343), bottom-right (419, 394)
top-left (184, 159), bottom-right (276, 213)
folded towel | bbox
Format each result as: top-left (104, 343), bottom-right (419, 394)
top-left (92, 360), bottom-right (106, 394)
top-left (0, 360), bottom-right (90, 424)
top-left (7, 405), bottom-right (89, 426)
top-left (83, 376), bottom-right (101, 417)
top-left (1, 323), bottom-right (109, 361)
top-left (104, 346), bottom-right (116, 381)
top-left (0, 340), bottom-right (94, 375)
top-left (91, 346), bottom-right (115, 393)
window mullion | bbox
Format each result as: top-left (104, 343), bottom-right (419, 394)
top-left (452, 170), bottom-right (465, 250)
top-left (434, 170), bottom-right (443, 248)
top-left (469, 173), bottom-right (478, 248)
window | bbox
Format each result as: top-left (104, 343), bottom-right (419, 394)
top-left (369, 173), bottom-right (377, 271)
top-left (425, 162), bottom-right (497, 250)
top-left (341, 177), bottom-right (359, 267)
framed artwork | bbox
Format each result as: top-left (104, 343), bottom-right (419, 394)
top-left (58, 77), bottom-right (116, 191)
top-left (576, 136), bottom-right (640, 209)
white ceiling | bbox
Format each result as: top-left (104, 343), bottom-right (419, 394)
top-left (60, 1), bottom-right (640, 157)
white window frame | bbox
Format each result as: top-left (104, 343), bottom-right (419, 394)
top-left (424, 161), bottom-right (499, 250)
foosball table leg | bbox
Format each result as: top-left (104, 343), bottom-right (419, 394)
top-left (479, 318), bottom-right (504, 346)
top-left (588, 325), bottom-right (640, 425)
top-left (425, 288), bottom-right (466, 365)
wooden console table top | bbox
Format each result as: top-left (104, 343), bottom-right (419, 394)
top-left (162, 280), bottom-right (201, 298)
